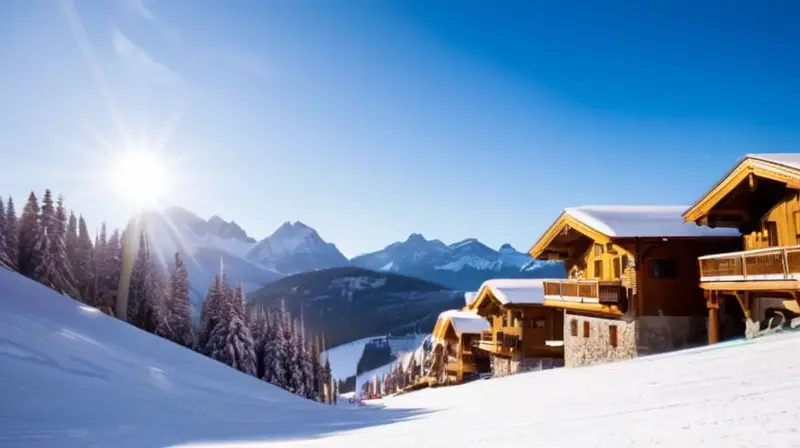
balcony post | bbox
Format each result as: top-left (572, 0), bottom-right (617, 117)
top-left (782, 248), bottom-right (789, 280)
top-left (706, 290), bottom-right (720, 344)
top-left (741, 254), bottom-right (746, 280)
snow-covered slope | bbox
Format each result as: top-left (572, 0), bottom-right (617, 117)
top-left (142, 208), bottom-right (282, 307)
top-left (4, 267), bottom-right (799, 447)
top-left (281, 334), bottom-right (800, 447)
top-left (0, 269), bottom-right (411, 447)
top-left (245, 221), bottom-right (350, 275)
top-left (351, 234), bottom-right (565, 290)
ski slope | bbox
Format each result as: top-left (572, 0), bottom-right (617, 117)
top-left (3, 267), bottom-right (800, 447)
top-left (0, 270), bottom-right (421, 448)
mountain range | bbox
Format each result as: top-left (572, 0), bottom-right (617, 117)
top-left (142, 206), bottom-right (564, 306)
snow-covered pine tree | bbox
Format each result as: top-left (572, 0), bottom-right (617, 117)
top-left (281, 302), bottom-right (301, 394)
top-left (248, 306), bottom-right (268, 379)
top-left (17, 191), bottom-right (41, 277)
top-left (322, 354), bottom-right (332, 403)
top-left (160, 252), bottom-right (194, 347)
top-left (96, 228), bottom-right (122, 314)
top-left (262, 307), bottom-right (287, 388)
top-left (50, 195), bottom-right (78, 297)
top-left (292, 319), bottom-right (311, 398)
top-left (206, 281), bottom-right (257, 375)
top-left (0, 197), bottom-right (12, 269)
top-left (3, 197), bottom-right (19, 272)
top-left (65, 212), bottom-right (80, 276)
top-left (199, 273), bottom-right (226, 351)
top-left (127, 231), bottom-right (164, 332)
top-left (32, 190), bottom-right (64, 292)
top-left (310, 334), bottom-right (323, 402)
top-left (74, 216), bottom-right (97, 304)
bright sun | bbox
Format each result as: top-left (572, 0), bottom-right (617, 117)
top-left (110, 150), bottom-right (168, 209)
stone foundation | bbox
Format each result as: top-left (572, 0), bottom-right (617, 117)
top-left (564, 312), bottom-right (706, 368)
top-left (490, 355), bottom-right (562, 377)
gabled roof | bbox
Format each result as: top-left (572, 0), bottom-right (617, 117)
top-left (683, 154), bottom-right (800, 222)
top-left (530, 205), bottom-right (740, 258)
top-left (473, 278), bottom-right (550, 307)
top-left (432, 309), bottom-right (490, 341)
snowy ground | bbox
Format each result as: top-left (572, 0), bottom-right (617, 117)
top-left (321, 337), bottom-right (383, 381)
top-left (3, 268), bottom-right (800, 447)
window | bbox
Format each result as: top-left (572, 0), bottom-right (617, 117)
top-left (583, 321), bottom-right (590, 338)
top-left (613, 257), bottom-right (621, 279)
top-left (765, 221), bottom-right (778, 247)
top-left (594, 244), bottom-right (604, 256)
top-left (534, 318), bottom-right (546, 328)
top-left (650, 258), bottom-right (677, 278)
top-left (794, 211), bottom-right (800, 245)
top-left (570, 319), bottom-right (578, 337)
top-left (609, 325), bottom-right (618, 348)
top-left (594, 259), bottom-right (604, 278)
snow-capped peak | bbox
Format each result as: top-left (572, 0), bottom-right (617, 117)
top-left (245, 221), bottom-right (349, 275)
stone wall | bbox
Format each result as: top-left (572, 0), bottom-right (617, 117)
top-left (490, 355), bottom-right (563, 377)
top-left (563, 313), bottom-right (637, 368)
top-left (564, 312), bottom-right (707, 367)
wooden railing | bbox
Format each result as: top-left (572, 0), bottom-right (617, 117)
top-left (543, 280), bottom-right (624, 304)
top-left (698, 245), bottom-right (800, 282)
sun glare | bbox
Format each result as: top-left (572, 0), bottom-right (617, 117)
top-left (110, 150), bottom-right (168, 209)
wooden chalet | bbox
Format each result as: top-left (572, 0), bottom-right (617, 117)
top-left (682, 154), bottom-right (800, 343)
top-left (529, 205), bottom-right (740, 367)
top-left (430, 309), bottom-right (491, 384)
top-left (467, 279), bottom-right (565, 376)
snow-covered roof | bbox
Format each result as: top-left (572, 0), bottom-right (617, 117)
top-left (564, 205), bottom-right (740, 238)
top-left (476, 278), bottom-right (551, 305)
top-left (748, 153), bottom-right (800, 171)
top-left (436, 309), bottom-right (490, 336)
top-left (463, 291), bottom-right (478, 306)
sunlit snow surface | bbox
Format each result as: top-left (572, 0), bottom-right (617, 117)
top-left (2, 268), bottom-right (800, 447)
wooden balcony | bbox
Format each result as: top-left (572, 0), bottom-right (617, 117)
top-left (698, 245), bottom-right (800, 283)
top-left (543, 280), bottom-right (624, 304)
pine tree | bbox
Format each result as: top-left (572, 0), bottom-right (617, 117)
top-left (281, 303), bottom-right (301, 394)
top-left (310, 334), bottom-right (323, 401)
top-left (262, 307), bottom-right (287, 388)
top-left (17, 191), bottom-right (41, 277)
top-left (65, 213), bottom-right (80, 281)
top-left (4, 197), bottom-right (19, 272)
top-left (127, 231), bottom-right (163, 332)
top-left (74, 216), bottom-right (96, 304)
top-left (159, 252), bottom-right (194, 347)
top-left (206, 281), bottom-right (257, 375)
top-left (322, 355), bottom-right (332, 403)
top-left (199, 274), bottom-right (226, 350)
top-left (0, 197), bottom-right (12, 269)
top-left (32, 190), bottom-right (63, 292)
top-left (249, 307), bottom-right (269, 379)
top-left (96, 228), bottom-right (122, 314)
top-left (48, 195), bottom-right (78, 297)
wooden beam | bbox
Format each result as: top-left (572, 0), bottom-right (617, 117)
top-left (700, 280), bottom-right (800, 291)
top-left (707, 291), bottom-right (720, 345)
top-left (748, 172), bottom-right (756, 191)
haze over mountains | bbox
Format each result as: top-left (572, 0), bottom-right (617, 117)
top-left (142, 206), bottom-right (564, 304)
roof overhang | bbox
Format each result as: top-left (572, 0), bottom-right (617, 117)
top-left (683, 155), bottom-right (800, 223)
top-left (528, 211), bottom-right (611, 260)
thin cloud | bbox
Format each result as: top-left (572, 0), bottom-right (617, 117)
top-left (112, 27), bottom-right (183, 85)
top-left (124, 0), bottom-right (180, 41)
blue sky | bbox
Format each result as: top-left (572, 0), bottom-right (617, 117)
top-left (0, 0), bottom-right (798, 257)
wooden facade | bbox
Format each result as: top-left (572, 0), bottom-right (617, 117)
top-left (682, 154), bottom-right (800, 343)
top-left (468, 283), bottom-right (565, 375)
top-left (430, 310), bottom-right (491, 384)
top-left (529, 207), bottom-right (740, 366)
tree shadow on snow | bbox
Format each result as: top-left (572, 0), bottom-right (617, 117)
top-left (160, 404), bottom-right (437, 447)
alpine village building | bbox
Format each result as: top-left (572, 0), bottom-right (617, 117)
top-left (411, 153), bottom-right (800, 391)
top-left (682, 153), bottom-right (800, 343)
top-left (467, 279), bottom-right (565, 376)
top-left (528, 205), bottom-right (740, 367)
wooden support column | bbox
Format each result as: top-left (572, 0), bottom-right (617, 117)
top-left (706, 290), bottom-right (720, 345)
